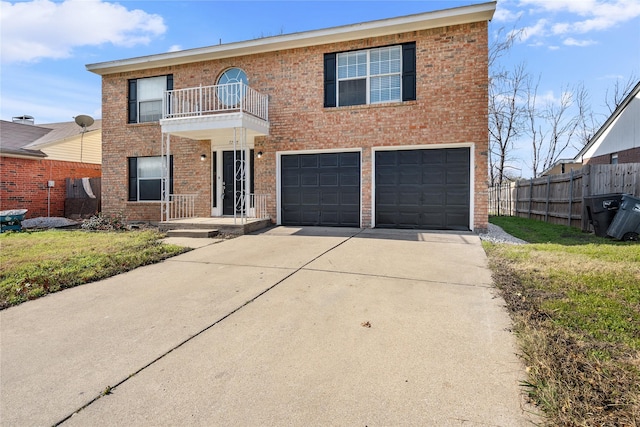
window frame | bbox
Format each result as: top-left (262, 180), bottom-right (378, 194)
top-left (128, 75), bottom-right (174, 124)
top-left (128, 155), bottom-right (173, 202)
top-left (336, 45), bottom-right (402, 106)
top-left (324, 42), bottom-right (415, 108)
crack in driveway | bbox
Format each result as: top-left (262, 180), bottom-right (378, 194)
top-left (54, 229), bottom-right (364, 426)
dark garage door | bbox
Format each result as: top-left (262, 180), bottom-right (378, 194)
top-left (375, 148), bottom-right (470, 230)
top-left (281, 152), bottom-right (360, 227)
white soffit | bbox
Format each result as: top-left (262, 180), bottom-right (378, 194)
top-left (87, 2), bottom-right (496, 75)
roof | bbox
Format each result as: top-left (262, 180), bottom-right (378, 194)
top-left (87, 2), bottom-right (496, 76)
top-left (0, 120), bottom-right (49, 158)
top-left (574, 80), bottom-right (640, 161)
top-left (25, 120), bottom-right (102, 149)
top-left (0, 119), bottom-right (102, 159)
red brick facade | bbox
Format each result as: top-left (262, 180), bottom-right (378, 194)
top-left (101, 21), bottom-right (489, 231)
top-left (583, 147), bottom-right (640, 165)
top-left (0, 157), bottom-right (101, 218)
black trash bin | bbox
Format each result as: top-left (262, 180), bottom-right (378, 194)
top-left (583, 193), bottom-right (624, 237)
top-left (606, 194), bottom-right (640, 241)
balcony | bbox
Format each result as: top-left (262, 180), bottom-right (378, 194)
top-left (159, 82), bottom-right (269, 140)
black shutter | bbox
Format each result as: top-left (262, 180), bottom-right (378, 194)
top-left (128, 79), bottom-right (138, 123)
top-left (169, 155), bottom-right (174, 195)
top-left (402, 42), bottom-right (416, 102)
top-left (324, 53), bottom-right (337, 107)
top-left (128, 157), bottom-right (137, 201)
top-left (166, 74), bottom-right (173, 90)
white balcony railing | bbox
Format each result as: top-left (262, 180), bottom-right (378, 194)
top-left (163, 83), bottom-right (268, 121)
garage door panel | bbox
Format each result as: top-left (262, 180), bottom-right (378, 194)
top-left (281, 152), bottom-right (361, 227)
top-left (300, 173), bottom-right (318, 186)
top-left (422, 150), bottom-right (446, 165)
top-left (319, 153), bottom-right (339, 167)
top-left (282, 173), bottom-right (300, 187)
top-left (423, 170), bottom-right (445, 183)
top-left (300, 155), bottom-right (319, 168)
top-left (281, 155), bottom-right (299, 169)
top-left (319, 173), bottom-right (339, 186)
top-left (340, 172), bottom-right (360, 187)
top-left (398, 151), bottom-right (420, 165)
top-left (375, 148), bottom-right (470, 230)
top-left (340, 191), bottom-right (360, 206)
top-left (340, 152), bottom-right (360, 167)
top-left (301, 191), bottom-right (320, 205)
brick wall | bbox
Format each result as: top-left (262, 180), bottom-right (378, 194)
top-left (583, 147), bottom-right (640, 165)
top-left (0, 157), bottom-right (101, 218)
top-left (101, 21), bottom-right (489, 231)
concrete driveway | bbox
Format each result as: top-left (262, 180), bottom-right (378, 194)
top-left (1, 227), bottom-right (536, 426)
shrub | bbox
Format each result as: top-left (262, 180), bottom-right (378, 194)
top-left (81, 212), bottom-right (128, 231)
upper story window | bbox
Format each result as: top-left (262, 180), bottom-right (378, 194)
top-left (324, 42), bottom-right (415, 108)
top-left (217, 68), bottom-right (248, 107)
top-left (128, 75), bottom-right (173, 123)
top-left (611, 153), bottom-right (619, 164)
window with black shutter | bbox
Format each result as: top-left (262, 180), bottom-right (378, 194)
top-left (127, 75), bottom-right (173, 123)
top-left (128, 156), bottom-right (173, 201)
top-left (324, 42), bottom-right (416, 107)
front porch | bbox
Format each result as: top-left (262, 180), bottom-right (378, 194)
top-left (159, 81), bottom-right (270, 226)
top-left (159, 217), bottom-right (272, 236)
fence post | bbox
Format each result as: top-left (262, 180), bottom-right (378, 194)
top-left (581, 164), bottom-right (591, 231)
top-left (515, 181), bottom-right (520, 217)
top-left (545, 175), bottom-right (551, 223)
top-left (568, 169), bottom-right (574, 227)
top-left (528, 180), bottom-right (533, 219)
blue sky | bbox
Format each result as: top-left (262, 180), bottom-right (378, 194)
top-left (1, 0), bottom-right (639, 176)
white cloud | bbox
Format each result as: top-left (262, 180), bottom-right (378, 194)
top-left (519, 18), bottom-right (548, 41)
top-left (498, 0), bottom-right (640, 48)
top-left (519, 0), bottom-right (640, 34)
top-left (168, 45), bottom-right (182, 53)
top-left (494, 4), bottom-right (523, 22)
top-left (0, 0), bottom-right (166, 64)
top-left (563, 38), bottom-right (597, 47)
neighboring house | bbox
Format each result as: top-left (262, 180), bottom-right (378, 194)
top-left (575, 80), bottom-right (640, 165)
top-left (0, 117), bottom-right (102, 218)
top-left (87, 2), bottom-right (495, 232)
top-left (540, 159), bottom-right (582, 176)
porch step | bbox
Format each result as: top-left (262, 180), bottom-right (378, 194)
top-left (165, 229), bottom-right (219, 238)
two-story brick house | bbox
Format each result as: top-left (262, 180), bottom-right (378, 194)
top-left (87, 2), bottom-right (495, 232)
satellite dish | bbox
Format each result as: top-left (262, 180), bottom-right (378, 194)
top-left (75, 114), bottom-right (94, 130)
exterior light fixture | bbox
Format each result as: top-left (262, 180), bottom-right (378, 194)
top-left (257, 151), bottom-right (263, 158)
top-left (200, 154), bottom-right (207, 161)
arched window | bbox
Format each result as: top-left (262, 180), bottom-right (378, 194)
top-left (217, 68), bottom-right (248, 107)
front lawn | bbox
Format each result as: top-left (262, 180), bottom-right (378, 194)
top-left (485, 216), bottom-right (640, 426)
top-left (0, 229), bottom-right (188, 309)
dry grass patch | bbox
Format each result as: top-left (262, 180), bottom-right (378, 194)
top-left (486, 217), bottom-right (640, 426)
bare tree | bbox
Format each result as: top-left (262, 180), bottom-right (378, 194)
top-left (524, 74), bottom-right (547, 178)
top-left (541, 86), bottom-right (581, 172)
top-left (489, 62), bottom-right (528, 186)
top-left (574, 82), bottom-right (597, 147)
top-left (488, 27), bottom-right (527, 186)
top-left (604, 73), bottom-right (638, 113)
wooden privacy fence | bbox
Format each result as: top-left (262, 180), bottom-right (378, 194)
top-left (489, 163), bottom-right (640, 231)
top-left (65, 177), bottom-right (101, 219)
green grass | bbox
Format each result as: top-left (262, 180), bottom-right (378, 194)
top-left (484, 216), bottom-right (640, 426)
top-left (0, 229), bottom-right (188, 309)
